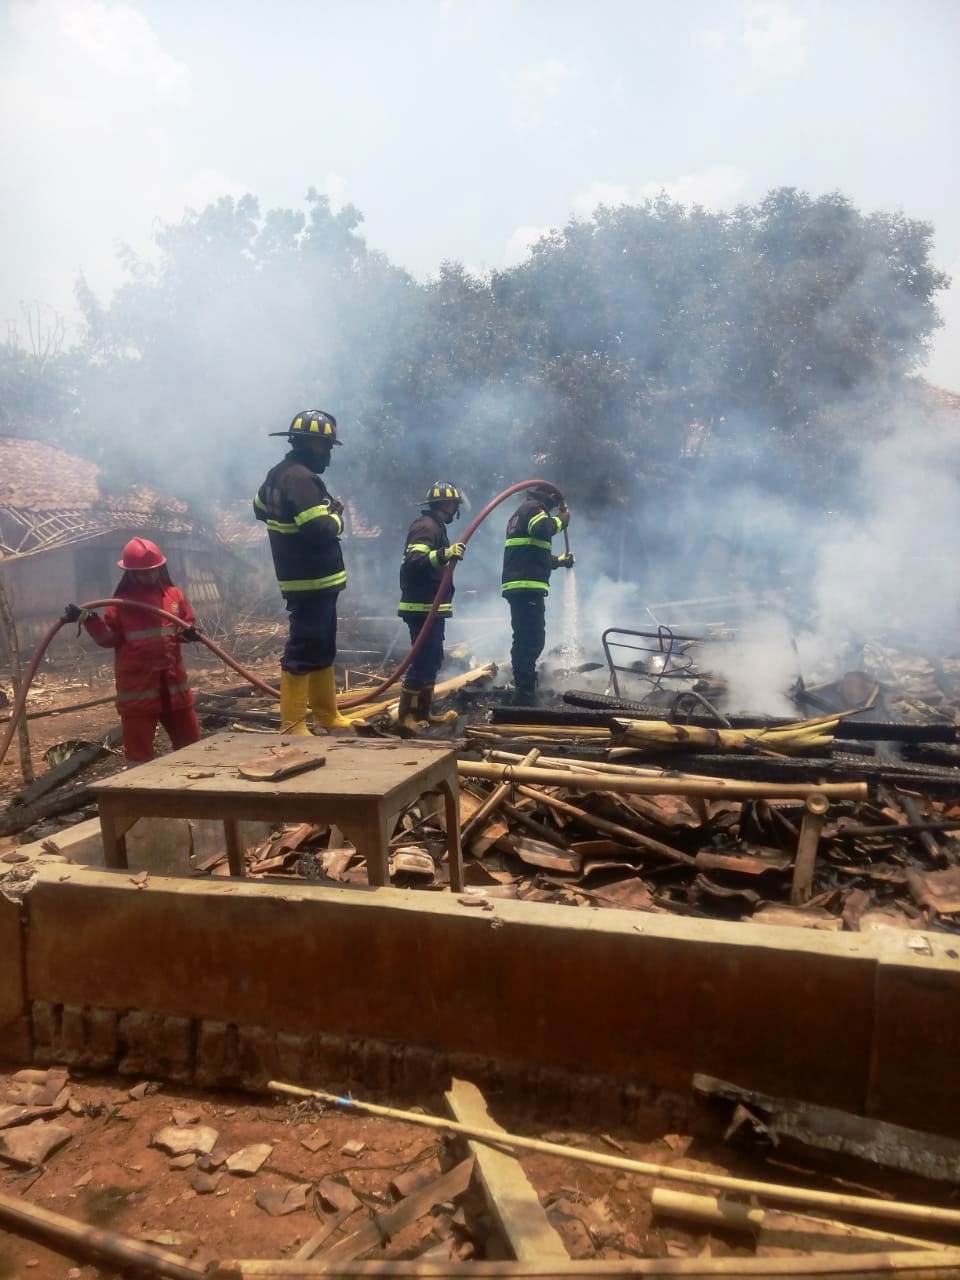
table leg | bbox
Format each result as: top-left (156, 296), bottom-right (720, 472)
top-left (100, 804), bottom-right (136, 871)
top-left (224, 820), bottom-right (246, 878)
top-left (439, 777), bottom-right (464, 893)
top-left (341, 810), bottom-right (391, 887)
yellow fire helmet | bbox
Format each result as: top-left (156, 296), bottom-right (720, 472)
top-left (270, 409), bottom-right (342, 444)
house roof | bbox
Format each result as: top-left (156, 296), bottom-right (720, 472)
top-left (0, 436), bottom-right (197, 559)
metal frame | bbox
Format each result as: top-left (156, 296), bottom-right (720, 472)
top-left (601, 626), bottom-right (704, 699)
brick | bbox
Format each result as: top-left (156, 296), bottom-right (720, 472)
top-left (59, 1005), bottom-right (88, 1065)
top-left (195, 1020), bottom-right (240, 1088)
top-left (238, 1026), bottom-right (278, 1089)
top-left (31, 1001), bottom-right (60, 1064)
top-left (275, 1031), bottom-right (311, 1084)
top-left (118, 1010), bottom-right (166, 1076)
top-left (159, 1016), bottom-right (194, 1081)
top-left (86, 1008), bottom-right (120, 1068)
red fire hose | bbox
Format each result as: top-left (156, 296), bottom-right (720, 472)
top-left (0, 478), bottom-right (564, 767)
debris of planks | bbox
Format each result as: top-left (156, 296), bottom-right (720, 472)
top-left (268, 1080), bottom-right (960, 1232)
top-left (444, 1078), bottom-right (567, 1262)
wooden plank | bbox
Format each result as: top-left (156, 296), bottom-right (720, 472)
top-left (693, 1074), bottom-right (960, 1184)
top-left (237, 747), bottom-right (326, 781)
top-left (316, 1156), bottom-right (474, 1264)
top-left (212, 1248), bottom-right (960, 1275)
top-left (444, 1078), bottom-right (568, 1262)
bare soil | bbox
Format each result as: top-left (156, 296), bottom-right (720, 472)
top-left (0, 1068), bottom-right (760, 1277)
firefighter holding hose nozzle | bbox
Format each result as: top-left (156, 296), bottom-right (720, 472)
top-left (254, 409), bottom-right (357, 733)
top-left (62, 537), bottom-right (203, 765)
top-left (501, 484), bottom-right (573, 705)
top-left (396, 482), bottom-right (466, 738)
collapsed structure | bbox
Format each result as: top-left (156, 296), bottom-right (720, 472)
top-left (1, 569), bottom-right (959, 1272)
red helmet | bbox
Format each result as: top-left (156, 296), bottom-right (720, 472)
top-left (118, 537), bottom-right (166, 570)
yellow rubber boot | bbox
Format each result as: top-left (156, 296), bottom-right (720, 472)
top-left (421, 684), bottom-right (457, 727)
top-left (308, 665), bottom-right (357, 731)
top-left (279, 671), bottom-right (311, 735)
top-left (397, 685), bottom-right (428, 738)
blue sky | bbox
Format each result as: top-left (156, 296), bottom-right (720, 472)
top-left (2, 0), bottom-right (958, 386)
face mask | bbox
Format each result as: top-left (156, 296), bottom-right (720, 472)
top-left (293, 442), bottom-right (331, 473)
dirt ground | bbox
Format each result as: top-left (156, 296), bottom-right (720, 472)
top-left (0, 1066), bottom-right (766, 1277)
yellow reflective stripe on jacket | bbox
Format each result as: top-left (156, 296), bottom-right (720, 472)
top-left (295, 504), bottom-right (344, 534)
top-left (266, 519), bottom-right (298, 533)
top-left (404, 543), bottom-right (432, 554)
top-left (117, 687), bottom-right (162, 703)
top-left (502, 579), bottom-right (550, 593)
top-left (504, 536), bottom-right (551, 550)
top-left (278, 571), bottom-right (347, 592)
top-left (398, 601), bottom-right (453, 614)
top-left (254, 494), bottom-right (267, 511)
top-left (528, 511), bottom-right (563, 535)
top-left (124, 626), bottom-right (175, 641)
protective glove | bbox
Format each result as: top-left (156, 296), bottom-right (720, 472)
top-left (179, 625), bottom-right (200, 642)
top-left (61, 604), bottom-right (92, 625)
top-left (557, 502), bottom-right (571, 528)
top-left (444, 542), bottom-right (466, 562)
top-left (553, 552), bottom-right (575, 569)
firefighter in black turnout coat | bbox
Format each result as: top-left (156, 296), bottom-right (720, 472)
top-left (254, 409), bottom-right (357, 733)
top-left (501, 485), bottom-right (573, 703)
top-left (396, 482), bottom-right (466, 737)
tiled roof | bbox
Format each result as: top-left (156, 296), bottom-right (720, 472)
top-left (0, 436), bottom-right (196, 559)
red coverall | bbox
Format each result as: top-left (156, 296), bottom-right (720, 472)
top-left (84, 584), bottom-right (202, 763)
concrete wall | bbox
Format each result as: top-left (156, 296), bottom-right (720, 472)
top-left (1, 857), bottom-right (957, 1135)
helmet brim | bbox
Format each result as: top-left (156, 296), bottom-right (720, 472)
top-left (269, 431), bottom-right (342, 444)
top-left (118, 555), bottom-right (166, 569)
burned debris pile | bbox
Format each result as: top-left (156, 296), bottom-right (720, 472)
top-left (193, 650), bottom-right (960, 937)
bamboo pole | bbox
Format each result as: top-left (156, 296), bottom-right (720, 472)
top-left (459, 761), bottom-right (866, 802)
top-left (0, 1189), bottom-right (203, 1278)
top-left (461, 748), bottom-right (540, 845)
top-left (651, 1188), bottom-right (940, 1250)
top-left (214, 1250), bottom-right (960, 1276)
top-left (267, 1081), bottom-right (960, 1231)
top-left (513, 784), bottom-right (694, 866)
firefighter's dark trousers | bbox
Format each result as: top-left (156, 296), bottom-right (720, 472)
top-left (282, 593), bottom-right (339, 673)
top-left (507, 591), bottom-right (546, 698)
top-left (403, 614), bottom-right (447, 690)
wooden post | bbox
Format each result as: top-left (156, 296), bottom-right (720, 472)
top-left (791, 793), bottom-right (829, 905)
top-left (0, 575), bottom-right (33, 782)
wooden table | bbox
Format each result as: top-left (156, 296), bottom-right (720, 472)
top-left (92, 732), bottom-right (464, 891)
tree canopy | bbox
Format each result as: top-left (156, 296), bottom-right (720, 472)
top-left (3, 186), bottom-right (949, 532)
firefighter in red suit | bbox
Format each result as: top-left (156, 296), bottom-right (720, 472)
top-left (63, 537), bottom-right (202, 765)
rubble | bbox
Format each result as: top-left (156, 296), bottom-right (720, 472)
top-left (151, 1124), bottom-right (220, 1157)
top-left (0, 1119), bottom-right (71, 1168)
top-left (224, 1142), bottom-right (272, 1175)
